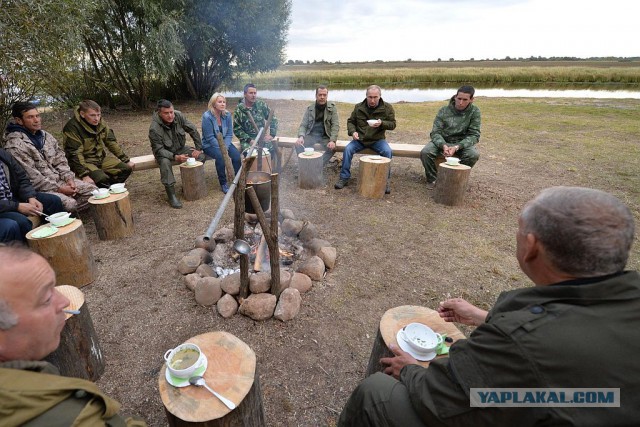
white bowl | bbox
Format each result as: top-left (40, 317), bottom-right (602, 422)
top-left (186, 158), bottom-right (196, 165)
top-left (92, 188), bottom-right (109, 198)
top-left (399, 323), bottom-right (443, 354)
top-left (445, 156), bottom-right (460, 165)
top-left (45, 212), bottom-right (71, 226)
top-left (366, 119), bottom-right (378, 126)
top-left (164, 343), bottom-right (203, 379)
top-left (110, 183), bottom-right (125, 190)
top-left (304, 147), bottom-right (314, 154)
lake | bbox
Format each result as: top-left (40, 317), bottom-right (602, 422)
top-left (223, 88), bottom-right (640, 103)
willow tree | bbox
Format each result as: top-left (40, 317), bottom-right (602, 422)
top-left (81, 0), bottom-right (184, 107)
top-left (174, 0), bottom-right (291, 99)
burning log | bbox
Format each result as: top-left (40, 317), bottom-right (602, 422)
top-left (253, 235), bottom-right (268, 271)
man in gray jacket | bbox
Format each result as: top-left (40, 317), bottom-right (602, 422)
top-left (339, 186), bottom-right (640, 426)
top-left (420, 85), bottom-right (481, 189)
top-left (295, 85), bottom-right (340, 165)
top-left (148, 99), bottom-right (203, 208)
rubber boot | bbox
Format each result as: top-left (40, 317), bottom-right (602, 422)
top-left (164, 184), bottom-right (182, 209)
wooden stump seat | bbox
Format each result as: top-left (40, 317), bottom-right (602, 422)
top-left (179, 162), bottom-right (208, 201)
top-left (358, 155), bottom-right (391, 199)
top-left (298, 151), bottom-right (324, 189)
top-left (89, 191), bottom-right (134, 240)
top-left (365, 305), bottom-right (466, 377)
top-left (26, 219), bottom-right (96, 287)
top-left (159, 331), bottom-right (265, 426)
top-left (44, 285), bottom-right (105, 380)
top-left (433, 163), bottom-right (472, 207)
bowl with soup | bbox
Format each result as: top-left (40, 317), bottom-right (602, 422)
top-left (164, 343), bottom-right (203, 378)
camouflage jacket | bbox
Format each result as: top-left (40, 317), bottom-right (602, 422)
top-left (3, 124), bottom-right (76, 192)
top-left (0, 360), bottom-right (146, 426)
top-left (429, 96), bottom-right (481, 149)
top-left (62, 107), bottom-right (130, 178)
top-left (233, 99), bottom-right (278, 150)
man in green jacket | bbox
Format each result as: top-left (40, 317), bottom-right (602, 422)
top-left (148, 99), bottom-right (203, 209)
top-left (420, 85), bottom-right (481, 189)
top-left (63, 100), bottom-right (134, 188)
top-left (233, 83), bottom-right (278, 153)
top-left (339, 186), bottom-right (640, 426)
top-left (0, 245), bottom-right (146, 426)
top-left (295, 85), bottom-right (340, 165)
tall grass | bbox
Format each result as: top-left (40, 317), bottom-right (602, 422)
top-left (243, 65), bottom-right (640, 88)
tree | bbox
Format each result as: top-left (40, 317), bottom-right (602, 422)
top-left (81, 0), bottom-right (184, 107)
top-left (0, 0), bottom-right (93, 127)
top-left (174, 0), bottom-right (291, 100)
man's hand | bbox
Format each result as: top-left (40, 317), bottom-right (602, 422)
top-left (28, 197), bottom-right (43, 212)
top-left (82, 176), bottom-right (95, 185)
top-left (327, 141), bottom-right (336, 151)
top-left (295, 137), bottom-right (304, 146)
top-left (442, 144), bottom-right (457, 157)
top-left (352, 132), bottom-right (360, 141)
top-left (191, 150), bottom-right (202, 159)
top-left (380, 343), bottom-right (419, 379)
top-left (67, 179), bottom-right (77, 191)
top-left (370, 119), bottom-right (382, 128)
top-left (58, 184), bottom-right (76, 196)
top-left (264, 135), bottom-right (274, 142)
top-left (175, 154), bottom-right (190, 163)
top-left (437, 298), bottom-right (488, 326)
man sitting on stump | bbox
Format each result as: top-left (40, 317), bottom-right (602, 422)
top-left (149, 99), bottom-right (203, 209)
top-left (420, 85), bottom-right (481, 189)
top-left (0, 245), bottom-right (147, 425)
top-left (63, 100), bottom-right (134, 188)
top-left (295, 85), bottom-right (339, 165)
top-left (339, 186), bottom-right (640, 426)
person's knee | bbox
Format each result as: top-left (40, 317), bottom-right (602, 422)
top-left (89, 170), bottom-right (110, 187)
top-left (0, 220), bottom-right (23, 242)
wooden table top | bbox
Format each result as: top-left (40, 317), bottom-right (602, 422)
top-left (88, 191), bottom-right (129, 205)
top-left (380, 305), bottom-right (466, 367)
top-left (158, 331), bottom-right (256, 422)
top-left (26, 219), bottom-right (82, 240)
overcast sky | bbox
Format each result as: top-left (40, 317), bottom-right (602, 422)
top-left (286, 0), bottom-right (637, 62)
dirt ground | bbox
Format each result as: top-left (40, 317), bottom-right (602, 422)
top-left (38, 98), bottom-right (637, 426)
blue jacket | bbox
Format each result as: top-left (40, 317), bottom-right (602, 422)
top-left (202, 110), bottom-right (233, 150)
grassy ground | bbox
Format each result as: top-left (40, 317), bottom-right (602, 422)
top-left (38, 95), bottom-right (640, 426)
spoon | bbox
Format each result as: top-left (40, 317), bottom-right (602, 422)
top-left (188, 376), bottom-right (236, 410)
top-left (232, 239), bottom-right (251, 255)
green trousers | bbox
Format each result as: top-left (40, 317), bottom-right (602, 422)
top-left (420, 142), bottom-right (479, 183)
top-left (88, 156), bottom-right (132, 188)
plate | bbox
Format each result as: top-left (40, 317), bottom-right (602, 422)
top-left (367, 155), bottom-right (383, 160)
top-left (302, 152), bottom-right (315, 156)
top-left (446, 162), bottom-right (461, 166)
top-left (31, 226), bottom-right (59, 239)
top-left (92, 193), bottom-right (110, 200)
top-left (396, 329), bottom-right (437, 361)
top-left (165, 355), bottom-right (208, 387)
top-left (109, 189), bottom-right (127, 194)
top-left (50, 217), bottom-right (75, 227)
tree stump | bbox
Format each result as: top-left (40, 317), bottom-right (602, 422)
top-left (26, 219), bottom-right (96, 287)
top-left (433, 163), bottom-right (472, 206)
top-left (365, 305), bottom-right (466, 377)
top-left (44, 285), bottom-right (105, 380)
top-left (180, 162), bottom-right (207, 201)
top-left (298, 152), bottom-right (324, 189)
top-left (159, 331), bottom-right (265, 426)
top-left (89, 191), bottom-right (134, 240)
top-left (358, 155), bottom-right (390, 199)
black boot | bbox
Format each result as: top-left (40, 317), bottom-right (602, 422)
top-left (164, 184), bottom-right (182, 209)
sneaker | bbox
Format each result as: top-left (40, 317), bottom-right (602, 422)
top-left (221, 183), bottom-right (229, 194)
top-left (335, 178), bottom-right (349, 189)
top-left (426, 181), bottom-right (436, 190)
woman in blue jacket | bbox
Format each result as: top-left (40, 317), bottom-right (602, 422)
top-left (202, 93), bottom-right (241, 193)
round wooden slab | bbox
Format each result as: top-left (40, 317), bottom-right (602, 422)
top-left (26, 218), bottom-right (81, 239)
top-left (179, 161), bottom-right (204, 169)
top-left (380, 305), bottom-right (465, 367)
top-left (297, 151), bottom-right (323, 160)
top-left (159, 331), bottom-right (256, 423)
top-left (88, 191), bottom-right (129, 205)
top-left (439, 163), bottom-right (471, 171)
top-left (55, 285), bottom-right (85, 320)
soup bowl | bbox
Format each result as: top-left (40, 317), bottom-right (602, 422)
top-left (164, 343), bottom-right (203, 378)
top-left (45, 212), bottom-right (71, 226)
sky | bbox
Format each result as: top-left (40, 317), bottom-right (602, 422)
top-left (285, 0), bottom-right (638, 62)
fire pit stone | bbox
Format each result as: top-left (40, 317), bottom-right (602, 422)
top-left (297, 255), bottom-right (325, 281)
top-left (194, 277), bottom-right (222, 306)
top-left (289, 272), bottom-right (312, 293)
top-left (239, 293), bottom-right (277, 321)
top-left (274, 288), bottom-right (302, 322)
top-left (217, 294), bottom-right (239, 318)
top-left (318, 247), bottom-right (337, 270)
top-left (249, 272), bottom-right (271, 293)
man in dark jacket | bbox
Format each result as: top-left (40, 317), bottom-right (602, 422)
top-left (0, 246), bottom-right (147, 426)
top-left (0, 149), bottom-right (63, 242)
top-left (62, 100), bottom-right (134, 188)
top-left (335, 85), bottom-right (396, 193)
top-left (148, 99), bottom-right (202, 209)
top-left (420, 85), bottom-right (481, 189)
top-left (339, 186), bottom-right (640, 426)
top-left (295, 85), bottom-right (340, 165)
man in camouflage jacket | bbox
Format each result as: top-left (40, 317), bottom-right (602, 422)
top-left (420, 85), bottom-right (481, 187)
top-left (233, 83), bottom-right (278, 152)
top-left (63, 100), bottom-right (134, 188)
top-left (3, 102), bottom-right (96, 212)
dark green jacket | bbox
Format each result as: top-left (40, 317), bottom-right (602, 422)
top-left (347, 98), bottom-right (396, 146)
top-left (0, 360), bottom-right (146, 426)
top-left (62, 108), bottom-right (130, 179)
top-left (233, 99), bottom-right (278, 150)
top-left (400, 271), bottom-right (640, 426)
top-left (430, 96), bottom-right (481, 149)
top-left (149, 110), bottom-right (202, 161)
top-left (297, 101), bottom-right (340, 142)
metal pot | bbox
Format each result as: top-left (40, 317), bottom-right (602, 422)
top-left (245, 171), bottom-right (271, 214)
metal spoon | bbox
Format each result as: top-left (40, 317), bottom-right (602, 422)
top-left (232, 239), bottom-right (251, 255)
top-left (188, 376), bottom-right (236, 410)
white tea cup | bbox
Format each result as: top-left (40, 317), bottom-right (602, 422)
top-left (186, 157), bottom-right (196, 165)
top-left (445, 156), bottom-right (460, 166)
top-left (164, 343), bottom-right (203, 378)
top-left (399, 323), bottom-right (443, 354)
top-left (92, 188), bottom-right (109, 198)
